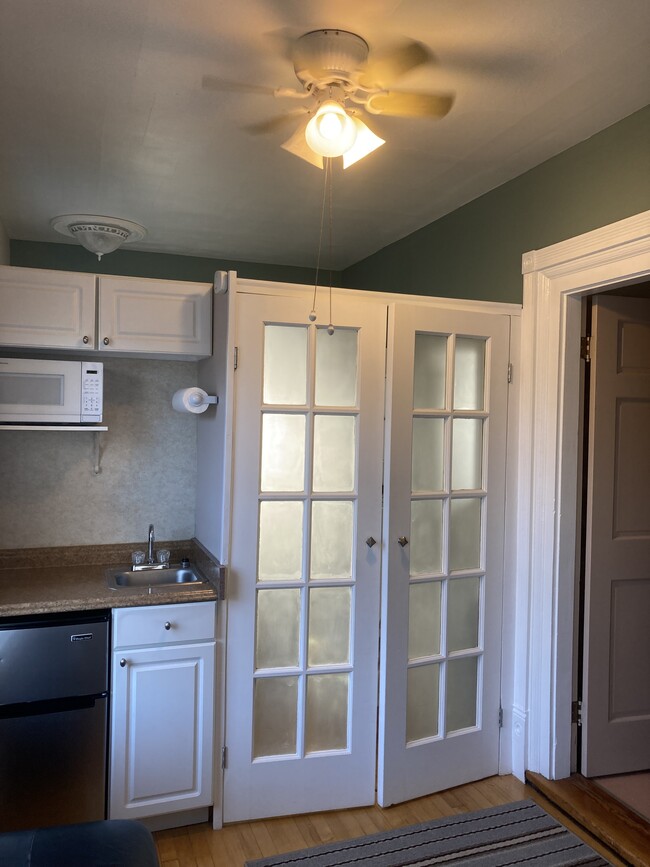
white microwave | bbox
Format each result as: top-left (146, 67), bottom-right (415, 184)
top-left (0, 358), bottom-right (103, 424)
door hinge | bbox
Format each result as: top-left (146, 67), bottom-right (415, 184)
top-left (221, 746), bottom-right (228, 769)
top-left (507, 362), bottom-right (513, 384)
top-left (580, 335), bottom-right (591, 363)
top-left (498, 706), bottom-right (504, 728)
top-left (571, 699), bottom-right (583, 727)
top-left (234, 346), bottom-right (239, 370)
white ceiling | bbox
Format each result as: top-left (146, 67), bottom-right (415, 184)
top-left (0, 0), bottom-right (648, 270)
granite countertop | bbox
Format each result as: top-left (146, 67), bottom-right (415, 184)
top-left (0, 539), bottom-right (221, 617)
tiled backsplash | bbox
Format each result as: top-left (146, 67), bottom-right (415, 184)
top-left (0, 358), bottom-right (199, 548)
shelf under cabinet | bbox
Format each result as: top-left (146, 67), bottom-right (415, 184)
top-left (0, 425), bottom-right (108, 431)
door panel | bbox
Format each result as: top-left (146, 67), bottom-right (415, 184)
top-left (582, 296), bottom-right (650, 775)
top-left (224, 292), bottom-right (386, 822)
top-left (378, 303), bottom-right (510, 806)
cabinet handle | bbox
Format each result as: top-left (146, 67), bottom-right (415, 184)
top-left (366, 536), bottom-right (377, 548)
top-left (120, 658), bottom-right (127, 667)
top-left (164, 621), bottom-right (172, 630)
top-left (103, 337), bottom-right (110, 345)
top-left (397, 536), bottom-right (409, 547)
top-left (82, 335), bottom-right (89, 344)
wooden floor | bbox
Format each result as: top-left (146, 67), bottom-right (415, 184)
top-left (154, 774), bottom-right (629, 867)
top-left (526, 771), bottom-right (650, 867)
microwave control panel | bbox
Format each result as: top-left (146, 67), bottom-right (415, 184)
top-left (81, 361), bottom-right (103, 423)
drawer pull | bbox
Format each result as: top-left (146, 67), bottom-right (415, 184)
top-left (164, 621), bottom-right (172, 630)
top-left (120, 658), bottom-right (127, 667)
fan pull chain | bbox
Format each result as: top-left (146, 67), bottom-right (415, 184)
top-left (309, 158), bottom-right (335, 334)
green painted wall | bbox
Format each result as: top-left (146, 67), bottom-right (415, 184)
top-left (341, 106), bottom-right (650, 304)
top-left (10, 107), bottom-right (649, 303)
top-left (10, 240), bottom-right (322, 286)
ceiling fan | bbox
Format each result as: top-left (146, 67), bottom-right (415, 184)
top-left (202, 28), bottom-right (454, 169)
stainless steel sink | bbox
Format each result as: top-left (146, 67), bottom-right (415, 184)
top-left (107, 565), bottom-right (207, 591)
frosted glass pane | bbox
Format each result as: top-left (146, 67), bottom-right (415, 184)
top-left (305, 674), bottom-right (349, 753)
top-left (413, 334), bottom-right (447, 410)
top-left (310, 501), bottom-right (353, 580)
top-left (446, 657), bottom-right (478, 733)
top-left (255, 589), bottom-right (300, 669)
top-left (258, 501), bottom-right (303, 581)
top-left (447, 578), bottom-right (480, 652)
top-left (408, 581), bottom-right (441, 660)
top-left (313, 415), bottom-right (356, 492)
top-left (411, 418), bottom-right (444, 493)
top-left (308, 587), bottom-right (351, 665)
top-left (410, 499), bottom-right (443, 575)
top-left (315, 328), bottom-right (358, 407)
top-left (407, 664), bottom-right (440, 742)
top-left (454, 338), bottom-right (485, 410)
top-left (263, 325), bottom-right (307, 405)
top-left (261, 414), bottom-right (306, 491)
top-left (253, 676), bottom-right (298, 758)
top-left (449, 498), bottom-right (481, 571)
top-left (452, 418), bottom-right (483, 491)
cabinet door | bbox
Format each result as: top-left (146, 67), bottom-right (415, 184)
top-left (98, 276), bottom-right (212, 357)
top-left (0, 266), bottom-right (96, 350)
top-left (109, 641), bottom-right (215, 820)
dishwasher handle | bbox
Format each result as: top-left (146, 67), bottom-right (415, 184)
top-left (0, 692), bottom-right (108, 720)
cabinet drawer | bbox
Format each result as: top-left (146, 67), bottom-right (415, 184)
top-left (113, 601), bottom-right (215, 648)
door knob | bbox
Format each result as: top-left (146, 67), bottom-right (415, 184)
top-left (397, 536), bottom-right (409, 547)
top-left (103, 337), bottom-right (110, 345)
top-left (366, 536), bottom-right (377, 548)
top-left (120, 658), bottom-right (127, 667)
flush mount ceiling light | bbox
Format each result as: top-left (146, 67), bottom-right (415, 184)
top-left (50, 215), bottom-right (147, 260)
top-left (202, 28), bottom-right (454, 170)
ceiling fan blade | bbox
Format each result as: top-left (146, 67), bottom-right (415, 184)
top-left (201, 75), bottom-right (277, 96)
top-left (367, 90), bottom-right (454, 118)
top-left (360, 40), bottom-right (433, 87)
top-left (244, 109), bottom-right (307, 135)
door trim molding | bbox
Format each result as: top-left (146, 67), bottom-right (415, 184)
top-left (515, 210), bottom-right (650, 780)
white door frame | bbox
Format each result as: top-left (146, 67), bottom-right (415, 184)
top-left (514, 210), bottom-right (650, 781)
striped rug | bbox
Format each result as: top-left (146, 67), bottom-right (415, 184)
top-left (245, 800), bottom-right (610, 866)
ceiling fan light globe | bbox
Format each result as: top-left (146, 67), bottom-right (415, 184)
top-left (305, 100), bottom-right (357, 158)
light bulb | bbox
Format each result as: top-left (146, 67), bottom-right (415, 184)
top-left (305, 100), bottom-right (357, 158)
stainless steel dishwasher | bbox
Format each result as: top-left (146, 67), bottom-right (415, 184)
top-left (0, 609), bottom-right (110, 833)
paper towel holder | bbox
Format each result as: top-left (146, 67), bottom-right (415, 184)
top-left (172, 387), bottom-right (219, 414)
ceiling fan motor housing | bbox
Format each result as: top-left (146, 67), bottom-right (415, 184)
top-left (293, 29), bottom-right (369, 89)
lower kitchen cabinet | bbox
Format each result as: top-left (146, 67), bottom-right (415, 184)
top-left (109, 602), bottom-right (216, 821)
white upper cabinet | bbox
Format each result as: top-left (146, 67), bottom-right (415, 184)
top-left (0, 267), bottom-right (213, 358)
top-left (98, 276), bottom-right (212, 358)
top-left (0, 266), bottom-right (96, 350)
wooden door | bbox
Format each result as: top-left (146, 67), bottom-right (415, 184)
top-left (582, 295), bottom-right (650, 776)
top-left (223, 291), bottom-right (386, 822)
top-left (378, 303), bottom-right (510, 806)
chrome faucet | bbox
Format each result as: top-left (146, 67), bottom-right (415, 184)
top-left (147, 524), bottom-right (155, 565)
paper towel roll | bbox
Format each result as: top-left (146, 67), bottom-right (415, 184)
top-left (172, 387), bottom-right (211, 414)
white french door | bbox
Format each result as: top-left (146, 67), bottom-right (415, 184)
top-left (223, 291), bottom-right (386, 822)
top-left (378, 303), bottom-right (510, 806)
